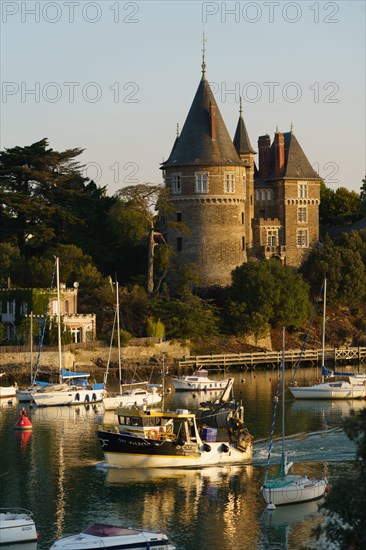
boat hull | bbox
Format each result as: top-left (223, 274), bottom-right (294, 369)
top-left (261, 477), bottom-right (327, 506)
top-left (289, 383), bottom-right (365, 399)
top-left (32, 388), bottom-right (105, 407)
top-left (170, 377), bottom-right (228, 392)
top-left (0, 385), bottom-right (17, 398)
top-left (97, 429), bottom-right (252, 468)
top-left (103, 392), bottom-right (161, 411)
top-left (0, 512), bottom-right (37, 544)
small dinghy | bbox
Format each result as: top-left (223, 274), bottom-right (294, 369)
top-left (49, 523), bottom-right (176, 549)
top-left (0, 508), bottom-right (37, 544)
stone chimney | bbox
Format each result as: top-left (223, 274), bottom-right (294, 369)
top-left (258, 134), bottom-right (271, 179)
top-left (209, 101), bottom-right (216, 141)
top-left (274, 131), bottom-right (285, 177)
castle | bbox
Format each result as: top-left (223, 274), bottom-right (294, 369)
top-left (160, 55), bottom-right (321, 287)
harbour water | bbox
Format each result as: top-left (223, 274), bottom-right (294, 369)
top-left (0, 368), bottom-right (364, 550)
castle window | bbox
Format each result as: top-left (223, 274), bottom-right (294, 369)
top-left (177, 237), bottom-right (182, 252)
top-left (176, 212), bottom-right (182, 222)
top-left (224, 173), bottom-right (235, 193)
top-left (297, 207), bottom-right (307, 223)
top-left (65, 300), bottom-right (69, 314)
top-left (297, 229), bottom-right (308, 248)
top-left (261, 190), bottom-right (266, 202)
top-left (267, 190), bottom-right (273, 202)
top-left (255, 190), bottom-right (260, 202)
top-left (195, 172), bottom-right (208, 193)
top-left (171, 173), bottom-right (182, 194)
top-left (241, 212), bottom-right (245, 224)
top-left (242, 236), bottom-right (245, 251)
top-left (298, 182), bottom-right (308, 199)
top-left (267, 230), bottom-right (278, 246)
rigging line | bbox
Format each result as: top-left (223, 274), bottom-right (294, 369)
top-left (104, 308), bottom-right (117, 388)
top-left (290, 281), bottom-right (324, 384)
top-left (264, 361), bottom-right (282, 483)
top-left (31, 259), bottom-right (57, 386)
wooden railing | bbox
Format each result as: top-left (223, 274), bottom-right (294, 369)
top-left (177, 347), bottom-right (366, 371)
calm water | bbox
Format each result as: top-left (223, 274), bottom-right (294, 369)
top-left (1, 369), bottom-right (364, 550)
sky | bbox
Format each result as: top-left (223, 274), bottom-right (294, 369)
top-left (1, 0), bottom-right (365, 195)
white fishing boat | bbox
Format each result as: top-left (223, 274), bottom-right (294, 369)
top-left (102, 280), bottom-right (160, 411)
top-left (49, 523), bottom-right (175, 549)
top-left (261, 328), bottom-right (328, 507)
top-left (0, 508), bottom-right (37, 544)
top-left (289, 278), bottom-right (366, 400)
top-left (0, 373), bottom-right (17, 398)
top-left (31, 258), bottom-right (105, 407)
top-left (97, 404), bottom-right (253, 468)
top-left (170, 369), bottom-right (228, 392)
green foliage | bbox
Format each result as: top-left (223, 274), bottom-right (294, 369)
top-left (0, 323), bottom-right (6, 342)
top-left (146, 317), bottom-right (165, 339)
top-left (112, 329), bottom-right (132, 347)
top-left (360, 176), bottom-right (366, 214)
top-left (226, 260), bottom-right (311, 335)
top-left (320, 181), bottom-right (362, 225)
top-left (151, 293), bottom-right (220, 341)
top-left (315, 408), bottom-right (366, 549)
top-left (301, 232), bottom-right (366, 312)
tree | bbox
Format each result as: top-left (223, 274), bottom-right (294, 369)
top-left (314, 408), bottom-right (366, 549)
top-left (360, 175), bottom-right (366, 215)
top-left (114, 184), bottom-right (170, 296)
top-left (225, 260), bottom-right (311, 336)
top-left (0, 139), bottom-right (85, 254)
top-left (320, 181), bottom-right (362, 225)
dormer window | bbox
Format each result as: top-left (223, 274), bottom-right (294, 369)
top-left (171, 173), bottom-right (182, 194)
top-left (195, 172), bottom-right (208, 193)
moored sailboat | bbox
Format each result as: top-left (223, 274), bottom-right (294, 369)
top-left (261, 328), bottom-right (328, 507)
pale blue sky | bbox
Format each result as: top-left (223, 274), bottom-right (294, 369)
top-left (1, 0), bottom-right (365, 194)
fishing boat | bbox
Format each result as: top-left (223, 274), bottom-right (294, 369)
top-left (261, 328), bottom-right (328, 507)
top-left (0, 508), bottom-right (37, 544)
top-left (170, 369), bottom-right (228, 392)
top-left (97, 403), bottom-right (253, 468)
top-left (31, 258), bottom-right (105, 407)
top-left (49, 523), bottom-right (175, 549)
top-left (289, 278), bottom-right (365, 400)
top-left (102, 280), bottom-right (160, 411)
top-left (0, 373), bottom-right (17, 398)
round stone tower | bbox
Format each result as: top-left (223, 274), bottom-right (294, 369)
top-left (160, 60), bottom-right (255, 287)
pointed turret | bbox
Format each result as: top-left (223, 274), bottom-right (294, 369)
top-left (233, 98), bottom-right (256, 156)
top-left (161, 73), bottom-right (242, 168)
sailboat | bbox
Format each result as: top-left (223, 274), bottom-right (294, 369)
top-left (289, 278), bottom-right (365, 400)
top-left (261, 327), bottom-right (328, 507)
top-left (32, 257), bottom-right (105, 407)
top-left (102, 280), bottom-right (162, 411)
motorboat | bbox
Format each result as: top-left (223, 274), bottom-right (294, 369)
top-left (261, 328), bottom-right (328, 507)
top-left (97, 405), bottom-right (253, 468)
top-left (0, 373), bottom-right (17, 398)
top-left (49, 523), bottom-right (175, 549)
top-left (170, 369), bottom-right (228, 392)
top-left (103, 386), bottom-right (162, 411)
top-left (0, 508), bottom-right (37, 544)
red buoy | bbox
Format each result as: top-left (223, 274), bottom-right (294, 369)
top-left (15, 408), bottom-right (32, 431)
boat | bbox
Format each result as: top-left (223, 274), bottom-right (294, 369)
top-left (103, 279), bottom-right (161, 411)
top-left (16, 312), bottom-right (36, 403)
top-left (0, 373), bottom-right (17, 398)
top-left (49, 523), bottom-right (175, 549)
top-left (31, 258), bottom-right (105, 407)
top-left (261, 328), bottom-right (328, 507)
top-left (289, 278), bottom-right (366, 400)
top-left (170, 368), bottom-right (228, 392)
top-left (0, 508), bottom-right (37, 544)
top-left (97, 403), bottom-right (253, 468)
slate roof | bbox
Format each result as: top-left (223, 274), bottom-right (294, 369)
top-left (233, 114), bottom-right (256, 155)
top-left (257, 131), bottom-right (320, 181)
top-left (161, 74), bottom-right (243, 168)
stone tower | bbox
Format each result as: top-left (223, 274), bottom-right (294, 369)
top-left (161, 61), bottom-right (253, 287)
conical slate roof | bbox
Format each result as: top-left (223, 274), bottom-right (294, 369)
top-left (233, 111), bottom-right (256, 155)
top-left (161, 75), bottom-right (243, 168)
top-left (283, 132), bottom-right (319, 179)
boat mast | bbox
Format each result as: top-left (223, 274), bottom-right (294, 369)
top-left (56, 257), bottom-right (63, 382)
top-left (116, 280), bottom-right (122, 393)
top-left (321, 277), bottom-right (327, 383)
top-left (30, 311), bottom-right (33, 383)
top-left (281, 326), bottom-right (285, 465)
